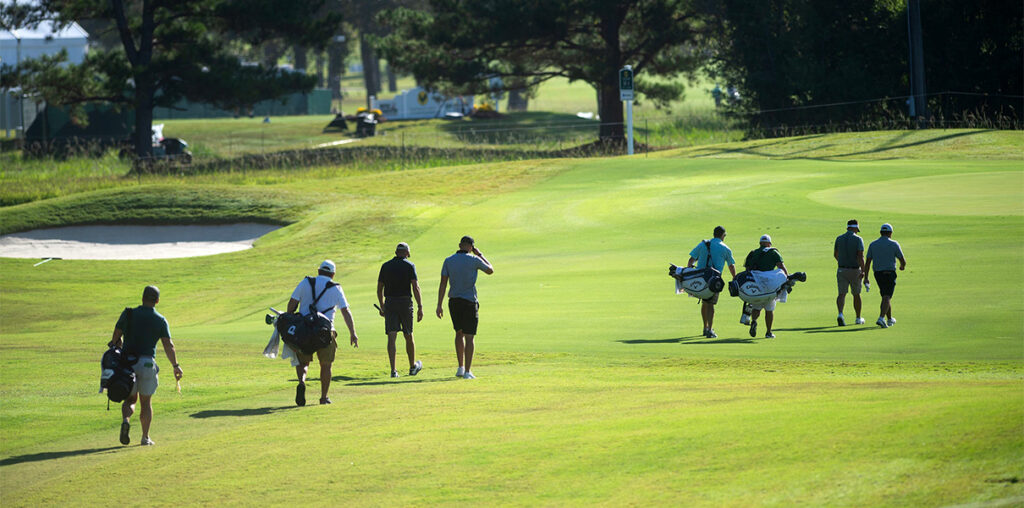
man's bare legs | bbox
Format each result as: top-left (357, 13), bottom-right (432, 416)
top-left (403, 333), bottom-right (416, 370)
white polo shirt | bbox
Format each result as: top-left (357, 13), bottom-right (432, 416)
top-left (291, 275), bottom-right (348, 321)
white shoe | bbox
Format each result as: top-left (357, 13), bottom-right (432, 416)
top-left (391, 370), bottom-right (400, 378)
top-left (455, 367), bottom-right (465, 378)
top-left (855, 317), bottom-right (866, 325)
top-left (141, 437), bottom-right (155, 446)
top-left (887, 318), bottom-right (896, 327)
top-left (876, 317), bottom-right (888, 328)
top-left (409, 360), bottom-right (422, 376)
top-left (463, 371), bottom-right (476, 379)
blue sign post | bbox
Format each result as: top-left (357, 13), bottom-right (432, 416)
top-left (619, 65), bottom-right (635, 155)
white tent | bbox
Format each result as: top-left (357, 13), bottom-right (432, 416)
top-left (1, 20), bottom-right (90, 134)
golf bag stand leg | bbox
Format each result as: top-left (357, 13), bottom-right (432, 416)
top-left (740, 302), bottom-right (753, 325)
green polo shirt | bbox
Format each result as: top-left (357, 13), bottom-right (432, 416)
top-left (744, 247), bottom-right (783, 272)
top-left (116, 305), bottom-right (171, 358)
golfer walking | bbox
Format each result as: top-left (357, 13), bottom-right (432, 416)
top-left (834, 219), bottom-right (866, 326)
top-left (436, 236), bottom-right (493, 379)
top-left (287, 260), bottom-right (358, 405)
top-left (744, 235), bottom-right (789, 339)
top-left (377, 242), bottom-right (424, 378)
top-left (110, 285), bottom-right (182, 446)
top-left (864, 224), bottom-right (906, 328)
top-left (686, 226), bottom-right (737, 338)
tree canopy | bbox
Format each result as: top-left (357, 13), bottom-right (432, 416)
top-left (1, 0), bottom-right (343, 158)
top-left (705, 0), bottom-right (1023, 133)
top-left (376, 0), bottom-right (709, 141)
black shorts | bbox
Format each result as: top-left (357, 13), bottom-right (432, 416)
top-left (448, 298), bottom-right (479, 335)
top-left (384, 297), bottom-right (414, 334)
top-left (874, 270), bottom-right (897, 297)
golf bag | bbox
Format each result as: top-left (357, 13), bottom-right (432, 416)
top-left (100, 345), bottom-right (136, 403)
top-left (669, 240), bottom-right (724, 300)
top-left (728, 270), bottom-right (807, 308)
top-left (275, 277), bottom-right (336, 355)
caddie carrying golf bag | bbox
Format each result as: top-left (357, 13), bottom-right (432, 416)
top-left (276, 277), bottom-right (336, 355)
top-left (669, 241), bottom-right (725, 300)
top-left (100, 344), bottom-right (136, 403)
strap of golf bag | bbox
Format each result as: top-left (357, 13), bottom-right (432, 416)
top-left (704, 240), bottom-right (713, 269)
top-left (121, 307), bottom-right (133, 360)
top-left (305, 276), bottom-right (337, 314)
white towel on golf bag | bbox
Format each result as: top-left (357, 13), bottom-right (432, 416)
top-left (748, 269), bottom-right (789, 303)
top-left (262, 327), bottom-right (301, 366)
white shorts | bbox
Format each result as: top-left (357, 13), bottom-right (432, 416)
top-left (130, 356), bottom-right (160, 396)
top-left (752, 299), bottom-right (777, 312)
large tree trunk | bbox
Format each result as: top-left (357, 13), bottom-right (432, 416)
top-left (359, 32), bottom-right (380, 107)
top-left (507, 88), bottom-right (528, 111)
top-left (597, 5), bottom-right (626, 141)
top-left (328, 41), bottom-right (345, 101)
top-left (133, 83), bottom-right (155, 160)
top-left (386, 64), bottom-right (397, 92)
top-left (293, 45), bottom-right (307, 73)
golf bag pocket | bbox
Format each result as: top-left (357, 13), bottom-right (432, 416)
top-left (670, 265), bottom-right (723, 300)
top-left (276, 312), bottom-right (333, 355)
top-left (100, 346), bottom-right (136, 403)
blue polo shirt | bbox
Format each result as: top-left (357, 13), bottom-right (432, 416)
top-left (867, 237), bottom-right (905, 272)
top-left (689, 238), bottom-right (735, 272)
top-left (441, 251), bottom-right (489, 302)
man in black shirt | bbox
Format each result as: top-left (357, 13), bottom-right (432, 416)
top-left (377, 242), bottom-right (424, 377)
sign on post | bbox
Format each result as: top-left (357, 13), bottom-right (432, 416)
top-left (619, 67), bottom-right (634, 101)
top-left (619, 65), bottom-right (635, 155)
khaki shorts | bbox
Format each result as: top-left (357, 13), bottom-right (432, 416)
top-left (130, 356), bottom-right (159, 396)
top-left (752, 299), bottom-right (777, 312)
top-left (702, 292), bottom-right (720, 305)
top-left (837, 268), bottom-right (862, 295)
top-left (295, 330), bottom-right (338, 365)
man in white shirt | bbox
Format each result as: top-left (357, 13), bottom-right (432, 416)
top-left (287, 260), bottom-right (359, 405)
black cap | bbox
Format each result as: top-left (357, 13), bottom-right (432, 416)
top-left (142, 285), bottom-right (160, 302)
top-left (460, 236), bottom-right (474, 245)
top-left (847, 219), bottom-right (859, 228)
top-left (713, 226), bottom-right (726, 238)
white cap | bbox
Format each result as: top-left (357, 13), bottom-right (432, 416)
top-left (319, 259), bottom-right (336, 273)
top-left (759, 234), bottom-right (772, 243)
top-left (880, 223), bottom-right (893, 233)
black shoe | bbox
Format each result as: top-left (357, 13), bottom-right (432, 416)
top-left (319, 397), bottom-right (332, 405)
top-left (837, 315), bottom-right (845, 327)
top-left (119, 421), bottom-right (130, 445)
top-left (749, 321), bottom-right (757, 338)
top-left (295, 382), bottom-right (306, 407)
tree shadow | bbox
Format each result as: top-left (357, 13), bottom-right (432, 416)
top-left (189, 406), bottom-right (296, 419)
top-left (689, 129), bottom-right (988, 160)
top-left (0, 446), bottom-right (122, 467)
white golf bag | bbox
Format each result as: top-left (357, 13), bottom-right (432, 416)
top-left (729, 269), bottom-right (807, 308)
top-left (669, 264), bottom-right (725, 300)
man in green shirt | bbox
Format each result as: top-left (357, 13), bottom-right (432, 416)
top-left (110, 286), bottom-right (182, 446)
top-left (743, 235), bottom-right (789, 339)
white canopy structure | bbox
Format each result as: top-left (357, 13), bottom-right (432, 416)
top-left (1, 19), bottom-right (90, 134)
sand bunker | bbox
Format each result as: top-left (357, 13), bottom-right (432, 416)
top-left (0, 224), bottom-right (280, 260)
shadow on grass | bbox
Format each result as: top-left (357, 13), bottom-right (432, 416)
top-left (0, 446), bottom-right (121, 466)
top-left (689, 129), bottom-right (988, 160)
top-left (618, 335), bottom-right (756, 345)
top-left (345, 377), bottom-right (462, 387)
top-left (189, 406), bottom-right (297, 419)
top-left (805, 327), bottom-right (877, 334)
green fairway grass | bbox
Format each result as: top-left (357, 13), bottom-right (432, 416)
top-left (1, 130), bottom-right (1022, 506)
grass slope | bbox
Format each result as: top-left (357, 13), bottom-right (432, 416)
top-left (1, 130), bottom-right (1022, 506)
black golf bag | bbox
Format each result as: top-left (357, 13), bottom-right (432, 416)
top-left (100, 345), bottom-right (136, 403)
top-left (276, 277), bottom-right (336, 355)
